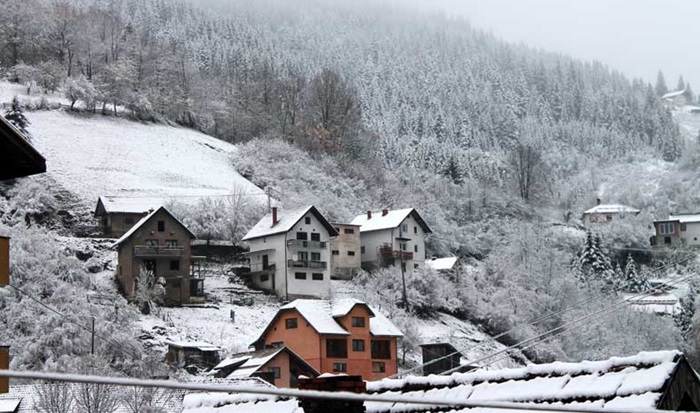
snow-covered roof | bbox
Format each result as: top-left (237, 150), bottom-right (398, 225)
top-left (242, 206), bottom-right (338, 241)
top-left (94, 195), bottom-right (162, 216)
top-left (254, 298), bottom-right (403, 345)
top-left (623, 293), bottom-right (680, 315)
top-left (181, 351), bottom-right (693, 413)
top-left (365, 350), bottom-right (685, 412)
top-left (111, 206), bottom-right (196, 248)
top-left (211, 346), bottom-right (320, 380)
top-left (668, 213), bottom-right (700, 223)
top-left (662, 89), bottom-right (686, 99)
top-left (350, 208), bottom-right (432, 234)
top-left (583, 204), bottom-right (640, 215)
top-left (425, 256), bottom-right (458, 271)
top-left (166, 340), bottom-right (221, 351)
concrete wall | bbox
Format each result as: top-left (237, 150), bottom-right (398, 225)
top-left (330, 224), bottom-right (361, 280)
top-left (359, 213), bottom-right (427, 277)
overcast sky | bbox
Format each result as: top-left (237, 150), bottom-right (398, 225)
top-left (398, 0), bottom-right (700, 93)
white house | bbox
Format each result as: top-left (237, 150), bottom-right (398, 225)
top-left (242, 206), bottom-right (339, 300)
top-left (350, 208), bottom-right (432, 277)
top-left (653, 213), bottom-right (700, 247)
top-left (582, 202), bottom-right (640, 224)
top-left (662, 89), bottom-right (689, 108)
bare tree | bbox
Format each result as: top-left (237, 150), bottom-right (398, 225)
top-left (510, 142), bottom-right (543, 201)
top-left (121, 387), bottom-right (174, 413)
top-left (35, 382), bottom-right (74, 413)
top-left (73, 381), bottom-right (120, 413)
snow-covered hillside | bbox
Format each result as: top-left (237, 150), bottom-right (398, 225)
top-left (26, 110), bottom-right (265, 208)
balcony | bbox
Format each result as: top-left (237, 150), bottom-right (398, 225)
top-left (133, 245), bottom-right (184, 258)
top-left (287, 260), bottom-right (327, 269)
top-left (379, 246), bottom-right (413, 261)
top-left (286, 239), bottom-right (327, 249)
top-left (247, 263), bottom-right (276, 276)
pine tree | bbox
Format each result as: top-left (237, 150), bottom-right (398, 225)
top-left (442, 155), bottom-right (464, 185)
top-left (684, 83), bottom-right (694, 104)
top-left (623, 254), bottom-right (650, 293)
top-left (655, 70), bottom-right (668, 96)
top-left (4, 96), bottom-right (30, 137)
top-left (676, 75), bottom-right (686, 92)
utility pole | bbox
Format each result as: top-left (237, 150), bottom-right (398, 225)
top-left (91, 317), bottom-right (95, 355)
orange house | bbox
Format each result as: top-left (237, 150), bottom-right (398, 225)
top-left (252, 298), bottom-right (403, 381)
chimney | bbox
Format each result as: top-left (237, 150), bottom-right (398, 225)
top-left (298, 375), bottom-right (365, 413)
top-left (0, 236), bottom-right (8, 287)
top-left (0, 346), bottom-right (8, 394)
top-left (596, 198), bottom-right (601, 206)
top-left (272, 207), bottom-right (278, 226)
top-left (382, 209), bottom-right (389, 217)
top-left (366, 210), bottom-right (372, 220)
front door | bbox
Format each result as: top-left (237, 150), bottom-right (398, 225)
top-left (262, 254), bottom-right (269, 270)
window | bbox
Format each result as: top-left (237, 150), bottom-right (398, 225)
top-left (681, 223), bottom-right (687, 232)
top-left (332, 362), bottom-right (347, 373)
top-left (311, 252), bottom-right (321, 261)
top-left (294, 272), bottom-right (307, 280)
top-left (165, 239), bottom-right (178, 248)
top-left (414, 245), bottom-right (418, 253)
top-left (269, 367), bottom-right (281, 379)
top-left (361, 246), bottom-right (365, 254)
top-left (326, 339), bottom-right (347, 358)
top-left (170, 260), bottom-right (180, 271)
top-left (606, 215), bottom-right (612, 222)
top-left (344, 228), bottom-right (355, 234)
top-left (296, 232), bottom-right (308, 240)
top-left (157, 220), bottom-right (165, 232)
top-left (414, 226), bottom-right (417, 234)
top-left (260, 273), bottom-right (269, 282)
top-left (125, 217), bottom-right (134, 225)
top-left (285, 318), bottom-right (298, 329)
top-left (664, 236), bottom-right (672, 245)
top-left (347, 251), bottom-right (355, 256)
top-left (270, 341), bottom-right (283, 348)
top-left (659, 223), bottom-right (675, 235)
top-left (305, 217), bottom-right (311, 224)
top-left (400, 242), bottom-right (407, 251)
top-left (351, 317), bottom-right (365, 327)
top-left (312, 273), bottom-right (323, 280)
top-left (145, 239), bottom-right (158, 247)
top-left (332, 250), bottom-right (340, 255)
top-left (372, 361), bottom-right (386, 373)
top-left (311, 233), bottom-right (320, 241)
top-left (414, 264), bottom-right (419, 269)
top-left (371, 340), bottom-right (391, 359)
top-left (401, 224), bottom-right (407, 232)
top-left (352, 339), bottom-right (365, 352)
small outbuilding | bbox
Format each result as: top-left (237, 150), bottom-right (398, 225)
top-left (166, 341), bottom-right (221, 370)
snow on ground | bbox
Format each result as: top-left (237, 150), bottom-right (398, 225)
top-left (0, 81), bottom-right (70, 108)
top-left (673, 107), bottom-right (700, 142)
top-left (138, 270), bottom-right (282, 356)
top-left (24, 110), bottom-right (265, 208)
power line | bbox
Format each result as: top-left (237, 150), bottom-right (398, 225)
top-left (7, 284), bottom-right (142, 363)
top-left (0, 370), bottom-right (664, 413)
top-left (440, 266), bottom-right (699, 376)
top-left (391, 254), bottom-right (695, 378)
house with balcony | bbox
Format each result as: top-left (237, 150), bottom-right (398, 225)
top-left (251, 298), bottom-right (403, 381)
top-left (330, 223), bottom-right (361, 280)
top-left (241, 206), bottom-right (338, 299)
top-left (652, 213), bottom-right (700, 247)
top-left (582, 200), bottom-right (640, 224)
top-left (350, 208), bottom-right (432, 277)
top-left (112, 206), bottom-right (205, 305)
top-left (94, 195), bottom-right (162, 238)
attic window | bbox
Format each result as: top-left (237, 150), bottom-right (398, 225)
top-left (285, 318), bottom-right (298, 329)
top-left (344, 228), bottom-right (355, 234)
top-left (305, 217), bottom-right (311, 224)
top-left (157, 221), bottom-right (165, 232)
top-left (351, 317), bottom-right (365, 327)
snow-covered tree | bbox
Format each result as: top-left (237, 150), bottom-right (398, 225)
top-left (655, 70), bottom-right (668, 96)
top-left (623, 254), bottom-right (650, 293)
top-left (4, 96), bottom-right (30, 137)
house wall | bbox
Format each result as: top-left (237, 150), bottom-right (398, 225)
top-left (105, 212), bottom-right (146, 238)
top-left (286, 211), bottom-right (333, 299)
top-left (0, 236), bottom-right (8, 286)
top-left (248, 234), bottom-right (285, 295)
top-left (330, 224), bottom-right (361, 280)
top-left (265, 351), bottom-right (292, 388)
top-left (654, 221), bottom-right (683, 247)
top-left (678, 222), bottom-right (700, 246)
top-left (359, 214), bottom-right (427, 278)
top-left (116, 209), bottom-right (193, 304)
top-left (262, 309), bottom-right (324, 371)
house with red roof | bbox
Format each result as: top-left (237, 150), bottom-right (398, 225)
top-left (252, 298), bottom-right (403, 381)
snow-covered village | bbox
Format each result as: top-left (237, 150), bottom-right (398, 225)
top-left (2, 0), bottom-right (700, 412)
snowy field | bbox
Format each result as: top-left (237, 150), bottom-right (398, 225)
top-left (25, 110), bottom-right (266, 208)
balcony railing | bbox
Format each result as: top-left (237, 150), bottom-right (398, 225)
top-left (133, 245), bottom-right (184, 258)
top-left (286, 239), bottom-right (327, 249)
top-left (246, 264), bottom-right (276, 276)
top-left (379, 246), bottom-right (413, 261)
top-left (287, 260), bottom-right (327, 269)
